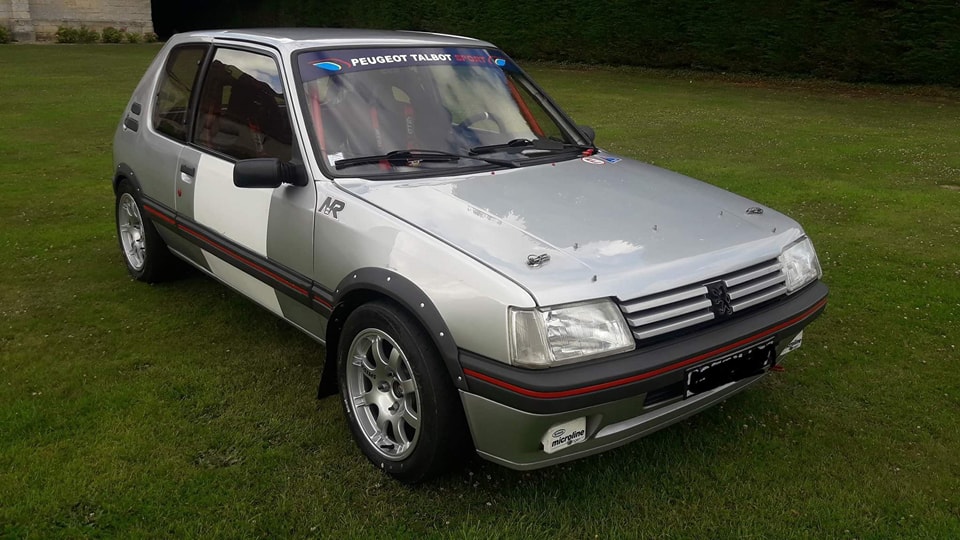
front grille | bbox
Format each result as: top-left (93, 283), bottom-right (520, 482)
top-left (618, 259), bottom-right (787, 341)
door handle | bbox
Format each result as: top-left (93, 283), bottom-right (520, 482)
top-left (179, 164), bottom-right (196, 184)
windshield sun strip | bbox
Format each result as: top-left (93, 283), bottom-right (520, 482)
top-left (293, 46), bottom-right (590, 179)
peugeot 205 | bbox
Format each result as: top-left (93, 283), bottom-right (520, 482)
top-left (113, 28), bottom-right (828, 482)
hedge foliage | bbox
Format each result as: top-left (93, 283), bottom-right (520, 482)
top-left (158, 0), bottom-right (960, 84)
top-left (55, 25), bottom-right (100, 43)
top-left (101, 26), bottom-right (124, 43)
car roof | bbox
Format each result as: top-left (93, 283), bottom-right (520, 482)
top-left (173, 28), bottom-right (496, 51)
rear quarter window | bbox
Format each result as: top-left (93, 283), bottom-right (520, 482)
top-left (153, 45), bottom-right (207, 142)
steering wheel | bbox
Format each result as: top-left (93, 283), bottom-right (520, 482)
top-left (457, 111), bottom-right (503, 132)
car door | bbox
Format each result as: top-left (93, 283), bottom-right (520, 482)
top-left (127, 43), bottom-right (209, 260)
top-left (175, 45), bottom-right (323, 336)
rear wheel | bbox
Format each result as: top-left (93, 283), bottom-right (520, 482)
top-left (338, 300), bottom-right (466, 483)
top-left (115, 179), bottom-right (177, 282)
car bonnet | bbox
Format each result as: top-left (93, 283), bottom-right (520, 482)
top-left (334, 154), bottom-right (805, 306)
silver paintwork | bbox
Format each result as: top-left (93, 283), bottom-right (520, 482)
top-left (266, 184), bottom-right (317, 279)
top-left (117, 192), bottom-right (146, 270)
top-left (334, 156), bottom-right (803, 308)
top-left (346, 328), bottom-right (422, 460)
top-left (114, 29), bottom-right (534, 359)
top-left (310, 180), bottom-right (535, 361)
top-left (461, 378), bottom-right (767, 470)
top-left (114, 28), bottom-right (823, 471)
top-left (462, 331), bottom-right (801, 470)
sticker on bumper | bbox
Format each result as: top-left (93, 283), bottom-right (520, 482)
top-left (542, 417), bottom-right (587, 454)
top-left (782, 331), bottom-right (803, 355)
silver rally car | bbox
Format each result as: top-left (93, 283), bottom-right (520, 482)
top-left (113, 28), bottom-right (828, 482)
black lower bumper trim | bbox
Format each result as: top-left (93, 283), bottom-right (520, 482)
top-left (460, 281), bottom-right (827, 414)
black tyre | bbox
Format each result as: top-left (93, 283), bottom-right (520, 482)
top-left (115, 179), bottom-right (178, 283)
top-left (337, 300), bottom-right (466, 483)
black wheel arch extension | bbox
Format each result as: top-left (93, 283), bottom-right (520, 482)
top-left (114, 163), bottom-right (140, 193)
top-left (318, 268), bottom-right (468, 398)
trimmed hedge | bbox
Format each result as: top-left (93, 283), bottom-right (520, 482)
top-left (155, 0), bottom-right (960, 85)
top-left (55, 25), bottom-right (100, 43)
top-left (101, 26), bottom-right (123, 43)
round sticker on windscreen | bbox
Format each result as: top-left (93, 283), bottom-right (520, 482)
top-left (581, 156), bottom-right (605, 165)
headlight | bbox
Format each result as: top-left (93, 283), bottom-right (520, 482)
top-left (779, 237), bottom-right (822, 293)
top-left (508, 299), bottom-right (635, 368)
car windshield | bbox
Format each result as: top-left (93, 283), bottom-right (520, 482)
top-left (295, 47), bottom-right (587, 176)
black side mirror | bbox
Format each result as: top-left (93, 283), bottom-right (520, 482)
top-left (579, 125), bottom-right (596, 145)
top-left (234, 158), bottom-right (307, 188)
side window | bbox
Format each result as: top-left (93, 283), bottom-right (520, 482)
top-left (153, 45), bottom-right (206, 142)
top-left (194, 48), bottom-right (293, 161)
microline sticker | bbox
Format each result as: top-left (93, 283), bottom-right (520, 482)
top-left (601, 156), bottom-right (622, 164)
top-left (581, 156), bottom-right (606, 165)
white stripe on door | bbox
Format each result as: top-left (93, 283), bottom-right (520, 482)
top-left (193, 153), bottom-right (272, 257)
top-left (202, 250), bottom-right (283, 316)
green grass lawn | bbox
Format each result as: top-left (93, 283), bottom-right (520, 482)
top-left (1, 44), bottom-right (958, 538)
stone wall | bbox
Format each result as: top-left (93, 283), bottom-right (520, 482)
top-left (0, 0), bottom-right (153, 41)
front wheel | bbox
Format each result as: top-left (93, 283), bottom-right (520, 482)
top-left (338, 300), bottom-right (466, 483)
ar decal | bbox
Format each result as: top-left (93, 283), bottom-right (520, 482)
top-left (319, 196), bottom-right (345, 219)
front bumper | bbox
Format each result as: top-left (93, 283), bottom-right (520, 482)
top-left (457, 280), bottom-right (828, 470)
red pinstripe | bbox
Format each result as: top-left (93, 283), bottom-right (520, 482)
top-left (464, 298), bottom-right (827, 399)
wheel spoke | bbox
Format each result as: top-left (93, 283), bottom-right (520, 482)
top-left (370, 335), bottom-right (388, 367)
top-left (399, 379), bottom-right (417, 395)
top-left (370, 431), bottom-right (389, 449)
top-left (374, 408), bottom-right (392, 435)
top-left (387, 348), bottom-right (404, 372)
top-left (353, 391), bottom-right (374, 408)
top-left (401, 405), bottom-right (420, 430)
top-left (391, 416), bottom-right (411, 446)
top-left (353, 354), bottom-right (376, 380)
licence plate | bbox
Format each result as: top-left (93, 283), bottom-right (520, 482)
top-left (685, 340), bottom-right (777, 398)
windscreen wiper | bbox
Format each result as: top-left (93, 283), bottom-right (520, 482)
top-left (335, 149), bottom-right (517, 170)
top-left (470, 138), bottom-right (591, 156)
top-left (469, 138), bottom-right (536, 155)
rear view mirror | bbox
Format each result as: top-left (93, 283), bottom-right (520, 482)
top-left (234, 158), bottom-right (307, 188)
